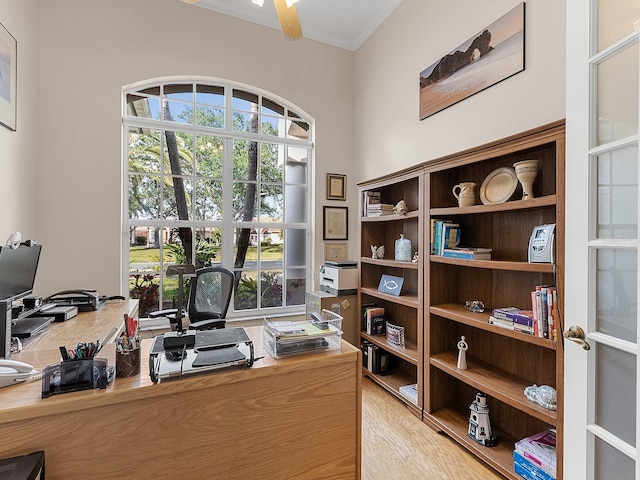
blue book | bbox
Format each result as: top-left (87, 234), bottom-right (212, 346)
top-left (442, 247), bottom-right (491, 260)
top-left (433, 221), bottom-right (443, 256)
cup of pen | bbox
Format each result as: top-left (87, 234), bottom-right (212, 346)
top-left (116, 315), bottom-right (141, 378)
top-left (115, 346), bottom-right (141, 378)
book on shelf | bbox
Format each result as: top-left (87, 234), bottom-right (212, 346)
top-left (367, 204), bottom-right (394, 216)
top-left (399, 383), bottom-right (418, 405)
top-left (362, 305), bottom-right (385, 335)
top-left (488, 316), bottom-right (534, 334)
top-left (363, 191), bottom-right (381, 217)
top-left (361, 339), bottom-right (390, 375)
top-left (442, 246), bottom-right (492, 260)
top-left (514, 429), bottom-right (556, 478)
top-left (531, 285), bottom-right (556, 339)
top-left (513, 451), bottom-right (555, 480)
top-left (431, 219), bottom-right (460, 255)
top-left (491, 306), bottom-right (520, 320)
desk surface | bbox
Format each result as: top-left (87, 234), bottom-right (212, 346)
top-left (17, 299), bottom-right (138, 352)
top-left (0, 300), bottom-right (362, 479)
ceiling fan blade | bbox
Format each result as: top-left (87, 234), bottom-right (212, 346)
top-left (273, 0), bottom-right (303, 40)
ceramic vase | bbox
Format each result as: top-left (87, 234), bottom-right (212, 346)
top-left (395, 234), bottom-right (412, 262)
top-left (452, 182), bottom-right (476, 207)
top-left (513, 160), bottom-right (539, 200)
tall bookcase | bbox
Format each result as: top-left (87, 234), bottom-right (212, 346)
top-left (358, 168), bottom-right (425, 418)
top-left (423, 120), bottom-right (565, 479)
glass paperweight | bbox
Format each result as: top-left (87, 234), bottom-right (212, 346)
top-left (464, 300), bottom-right (485, 313)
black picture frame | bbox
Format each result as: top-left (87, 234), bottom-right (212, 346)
top-left (323, 206), bottom-right (348, 240)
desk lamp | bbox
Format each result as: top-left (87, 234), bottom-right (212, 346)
top-left (162, 264), bottom-right (196, 352)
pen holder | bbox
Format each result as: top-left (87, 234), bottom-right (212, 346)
top-left (115, 346), bottom-right (141, 378)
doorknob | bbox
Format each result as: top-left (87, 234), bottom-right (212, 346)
top-left (563, 325), bottom-right (591, 350)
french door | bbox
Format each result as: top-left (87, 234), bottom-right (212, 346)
top-left (565, 0), bottom-right (640, 478)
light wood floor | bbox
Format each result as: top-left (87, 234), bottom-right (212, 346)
top-left (361, 377), bottom-right (503, 480)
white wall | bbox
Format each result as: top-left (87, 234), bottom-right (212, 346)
top-left (0, 0), bottom-right (39, 247)
top-left (2, 0), bottom-right (566, 301)
top-left (33, 0), bottom-right (355, 297)
top-left (353, 0), bottom-right (566, 181)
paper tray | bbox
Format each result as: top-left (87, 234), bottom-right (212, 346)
top-left (263, 309), bottom-right (342, 358)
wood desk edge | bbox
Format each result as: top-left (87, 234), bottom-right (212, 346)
top-left (1, 317), bottom-right (362, 425)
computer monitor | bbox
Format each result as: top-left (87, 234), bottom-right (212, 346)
top-left (0, 244), bottom-right (43, 302)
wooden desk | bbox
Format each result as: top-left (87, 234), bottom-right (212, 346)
top-left (0, 301), bottom-right (362, 479)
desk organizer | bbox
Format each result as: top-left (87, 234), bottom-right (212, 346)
top-left (264, 309), bottom-right (343, 358)
top-left (41, 358), bottom-right (113, 398)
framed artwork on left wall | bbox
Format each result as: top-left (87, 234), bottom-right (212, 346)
top-left (323, 206), bottom-right (348, 240)
top-left (0, 21), bottom-right (16, 131)
top-left (326, 173), bottom-right (347, 201)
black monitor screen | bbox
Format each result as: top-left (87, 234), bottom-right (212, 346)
top-left (0, 244), bottom-right (42, 302)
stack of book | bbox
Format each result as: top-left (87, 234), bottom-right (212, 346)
top-left (363, 191), bottom-right (394, 217)
top-left (530, 285), bottom-right (558, 340)
top-left (442, 246), bottom-right (492, 260)
top-left (430, 219), bottom-right (461, 255)
top-left (513, 429), bottom-right (556, 480)
top-left (488, 307), bottom-right (535, 335)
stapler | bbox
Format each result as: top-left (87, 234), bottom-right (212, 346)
top-left (0, 359), bottom-right (41, 388)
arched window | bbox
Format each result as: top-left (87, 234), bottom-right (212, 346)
top-left (122, 78), bottom-right (312, 319)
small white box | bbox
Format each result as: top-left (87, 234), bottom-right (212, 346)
top-left (263, 309), bottom-right (343, 358)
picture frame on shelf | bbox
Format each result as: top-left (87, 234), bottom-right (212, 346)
top-left (378, 274), bottom-right (404, 296)
top-left (323, 206), bottom-right (348, 240)
top-left (0, 21), bottom-right (17, 131)
top-left (326, 173), bottom-right (347, 201)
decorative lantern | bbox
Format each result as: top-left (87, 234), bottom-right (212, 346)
top-left (468, 391), bottom-right (498, 447)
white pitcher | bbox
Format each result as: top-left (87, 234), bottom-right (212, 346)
top-left (452, 182), bottom-right (476, 207)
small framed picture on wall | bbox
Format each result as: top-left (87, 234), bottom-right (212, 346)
top-left (326, 173), bottom-right (346, 201)
top-left (323, 206), bottom-right (348, 240)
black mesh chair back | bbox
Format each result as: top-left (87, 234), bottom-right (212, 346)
top-left (187, 266), bottom-right (234, 330)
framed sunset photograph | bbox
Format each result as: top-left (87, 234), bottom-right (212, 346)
top-left (419, 3), bottom-right (525, 120)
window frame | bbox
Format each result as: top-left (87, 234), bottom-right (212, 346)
top-left (122, 77), bottom-right (313, 320)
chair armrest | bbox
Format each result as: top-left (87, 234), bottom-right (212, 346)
top-left (148, 308), bottom-right (179, 319)
top-left (189, 319), bottom-right (226, 330)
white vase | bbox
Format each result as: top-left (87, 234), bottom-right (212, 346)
top-left (513, 159), bottom-right (539, 200)
top-left (395, 234), bottom-right (412, 262)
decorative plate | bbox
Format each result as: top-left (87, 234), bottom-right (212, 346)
top-left (479, 167), bottom-right (518, 205)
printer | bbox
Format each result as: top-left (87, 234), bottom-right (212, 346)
top-left (319, 261), bottom-right (358, 296)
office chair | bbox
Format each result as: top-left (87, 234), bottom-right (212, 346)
top-left (150, 266), bottom-right (234, 331)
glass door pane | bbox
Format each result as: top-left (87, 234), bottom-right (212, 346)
top-left (596, 43), bottom-right (639, 146)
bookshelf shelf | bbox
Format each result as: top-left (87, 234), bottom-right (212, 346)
top-left (360, 287), bottom-right (419, 309)
top-left (430, 303), bottom-right (557, 350)
top-left (360, 257), bottom-right (419, 270)
top-left (430, 351), bottom-right (557, 425)
top-left (428, 408), bottom-right (522, 480)
top-left (363, 368), bottom-right (421, 417)
top-left (430, 194), bottom-right (557, 216)
top-left (361, 210), bottom-right (420, 222)
top-left (429, 256), bottom-right (556, 273)
top-left (360, 331), bottom-right (419, 365)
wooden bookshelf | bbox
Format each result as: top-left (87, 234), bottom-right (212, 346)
top-left (358, 168), bottom-right (425, 419)
top-left (424, 120), bottom-right (565, 479)
top-left (357, 121), bottom-right (565, 479)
